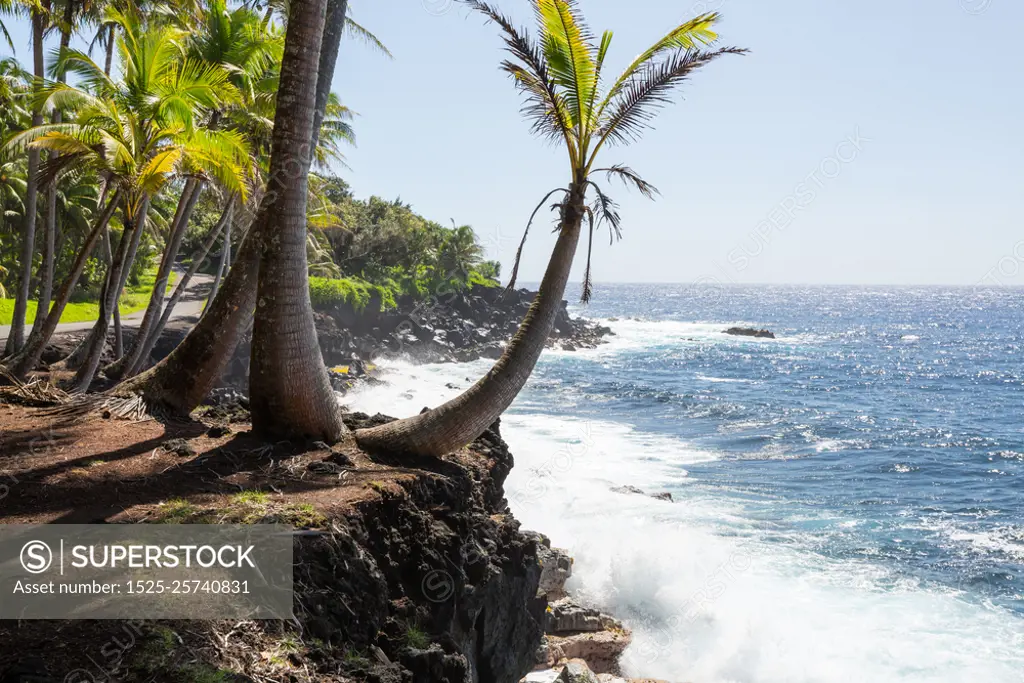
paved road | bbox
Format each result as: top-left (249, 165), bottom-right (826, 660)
top-left (0, 270), bottom-right (216, 340)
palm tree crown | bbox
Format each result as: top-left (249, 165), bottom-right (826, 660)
top-left (466, 0), bottom-right (744, 299)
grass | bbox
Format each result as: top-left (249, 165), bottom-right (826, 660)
top-left (0, 269), bottom-right (177, 326)
top-left (404, 625), bottom-right (430, 650)
top-left (154, 493), bottom-right (327, 528)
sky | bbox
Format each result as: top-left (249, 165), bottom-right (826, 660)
top-left (2, 0), bottom-right (1023, 286)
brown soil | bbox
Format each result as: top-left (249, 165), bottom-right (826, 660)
top-left (0, 401), bottom-right (416, 526)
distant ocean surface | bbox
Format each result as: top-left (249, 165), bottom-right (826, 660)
top-left (348, 284), bottom-right (1024, 683)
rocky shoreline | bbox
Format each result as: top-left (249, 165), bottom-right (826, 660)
top-left (314, 284), bottom-right (613, 368)
top-left (36, 284), bottom-right (613, 394)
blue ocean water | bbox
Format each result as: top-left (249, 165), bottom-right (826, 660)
top-left (350, 284), bottom-right (1024, 682)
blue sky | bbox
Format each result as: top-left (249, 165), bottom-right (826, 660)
top-left (3, 0), bottom-right (1022, 285)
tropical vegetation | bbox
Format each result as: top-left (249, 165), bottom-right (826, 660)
top-left (1, 0), bottom-right (743, 458)
top-left (0, 0), bottom-right (495, 389)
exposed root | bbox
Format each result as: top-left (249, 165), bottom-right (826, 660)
top-left (0, 367), bottom-right (71, 407)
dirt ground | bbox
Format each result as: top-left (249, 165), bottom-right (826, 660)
top-left (0, 398), bottom-right (416, 527)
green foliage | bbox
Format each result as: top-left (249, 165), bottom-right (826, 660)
top-left (404, 625), bottom-right (431, 650)
top-left (308, 175), bottom-right (500, 304)
top-left (309, 276), bottom-right (397, 313)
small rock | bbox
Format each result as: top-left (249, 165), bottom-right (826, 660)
top-left (547, 598), bottom-right (622, 634)
top-left (546, 630), bottom-right (632, 675)
top-left (610, 485), bottom-right (645, 497)
top-left (723, 326), bottom-right (776, 339)
top-left (206, 425), bottom-right (231, 438)
top-left (531, 534), bottom-right (573, 600)
top-left (611, 485), bottom-right (673, 502)
top-left (162, 438), bottom-right (196, 457)
top-left (556, 660), bottom-right (600, 683)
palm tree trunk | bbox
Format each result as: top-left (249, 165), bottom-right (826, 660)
top-left (206, 205), bottom-right (233, 310)
top-left (6, 188), bottom-right (121, 380)
top-left (248, 0), bottom-right (345, 442)
top-left (130, 197), bottom-right (234, 374)
top-left (110, 200), bottom-right (146, 362)
top-left (104, 26), bottom-right (115, 77)
top-left (3, 10), bottom-right (46, 357)
top-left (112, 178), bottom-right (203, 380)
top-left (355, 185), bottom-right (587, 457)
top-left (112, 0), bottom-right (349, 417)
top-left (73, 197), bottom-right (149, 393)
top-left (31, 0), bottom-right (75, 340)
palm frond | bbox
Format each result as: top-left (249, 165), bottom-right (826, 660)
top-left (587, 181), bottom-right (621, 244)
top-left (505, 187), bottom-right (568, 291)
top-left (580, 206), bottom-right (595, 303)
top-left (461, 0), bottom-right (574, 148)
top-left (344, 17), bottom-right (392, 59)
top-left (598, 12), bottom-right (720, 116)
top-left (535, 0), bottom-right (597, 133)
top-left (593, 164), bottom-right (660, 199)
top-left (596, 46), bottom-right (746, 148)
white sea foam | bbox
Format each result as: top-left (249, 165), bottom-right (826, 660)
top-left (346, 355), bottom-right (1024, 683)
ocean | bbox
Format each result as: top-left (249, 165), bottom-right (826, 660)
top-left (346, 284), bottom-right (1024, 683)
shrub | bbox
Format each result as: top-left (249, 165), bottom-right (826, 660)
top-left (309, 276), bottom-right (398, 313)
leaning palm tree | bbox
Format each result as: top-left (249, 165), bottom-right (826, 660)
top-left (355, 0), bottom-right (744, 456)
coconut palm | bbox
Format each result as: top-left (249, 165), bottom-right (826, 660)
top-left (112, 0), bottom-right (279, 380)
top-left (1, 7), bottom-right (248, 384)
top-left (354, 0), bottom-right (745, 456)
top-left (2, 0), bottom-right (49, 358)
top-left (111, 0), bottom-right (368, 417)
top-left (438, 224), bottom-right (485, 285)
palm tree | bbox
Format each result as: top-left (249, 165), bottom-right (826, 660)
top-left (2, 0), bottom-right (48, 358)
top-left (32, 0), bottom-right (88, 342)
top-left (112, 0), bottom-right (277, 380)
top-left (354, 0), bottom-right (744, 457)
top-left (438, 223), bottom-right (485, 286)
top-left (245, 0), bottom-right (347, 441)
top-left (2, 6), bottom-right (248, 384)
top-left (111, 0), bottom-right (362, 416)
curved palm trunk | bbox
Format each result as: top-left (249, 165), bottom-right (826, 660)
top-left (112, 0), bottom-right (349, 416)
top-left (125, 196), bottom-right (233, 378)
top-left (355, 186), bottom-right (587, 457)
top-left (73, 198), bottom-right (149, 393)
top-left (249, 0), bottom-right (346, 442)
top-left (112, 178), bottom-right (203, 380)
top-left (3, 11), bottom-right (46, 357)
top-left (6, 188), bottom-right (121, 380)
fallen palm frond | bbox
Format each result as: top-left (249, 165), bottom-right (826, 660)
top-left (46, 392), bottom-right (162, 423)
top-left (0, 367), bottom-right (71, 406)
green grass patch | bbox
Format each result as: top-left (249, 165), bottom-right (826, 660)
top-left (153, 494), bottom-right (327, 528)
top-left (0, 269), bottom-right (176, 325)
top-left (404, 625), bottom-right (431, 650)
